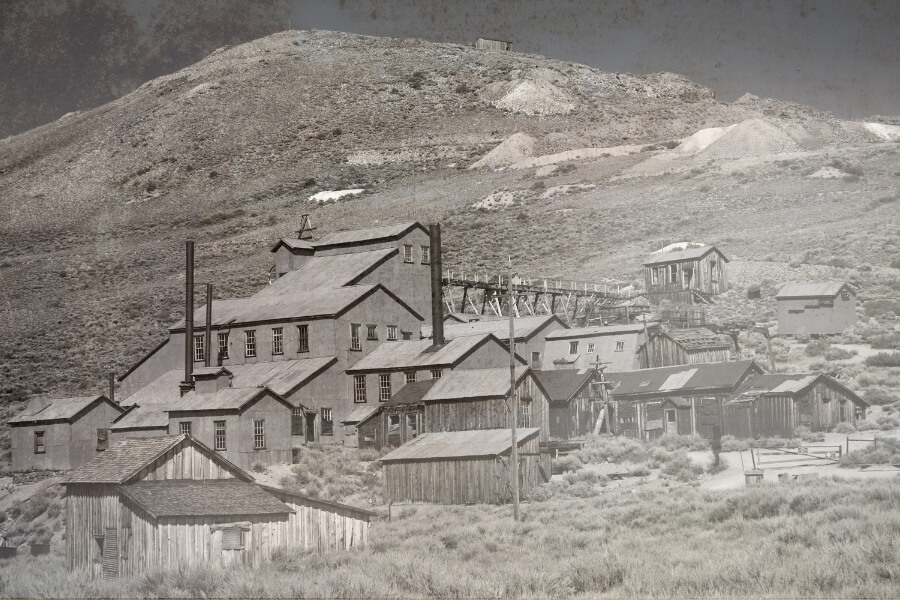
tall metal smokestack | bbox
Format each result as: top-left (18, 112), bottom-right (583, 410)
top-left (204, 283), bottom-right (213, 367)
top-left (429, 223), bottom-right (444, 348)
top-left (108, 371), bottom-right (116, 404)
top-left (181, 240), bottom-right (195, 396)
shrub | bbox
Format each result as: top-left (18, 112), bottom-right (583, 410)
top-left (706, 456), bottom-right (729, 474)
top-left (832, 422), bottom-right (856, 434)
top-left (654, 433), bottom-right (709, 451)
top-left (864, 387), bottom-right (900, 405)
top-left (454, 82), bottom-right (471, 94)
top-left (659, 450), bottom-right (703, 482)
top-left (805, 339), bottom-right (831, 357)
top-left (793, 426), bottom-right (825, 443)
top-left (824, 347), bottom-right (856, 360)
top-left (576, 436), bottom-right (648, 464)
top-left (250, 462), bottom-right (267, 474)
top-left (840, 437), bottom-right (900, 467)
top-left (865, 352), bottom-right (900, 367)
top-left (554, 454), bottom-right (582, 473)
top-left (870, 333), bottom-right (900, 349)
top-left (720, 435), bottom-right (750, 452)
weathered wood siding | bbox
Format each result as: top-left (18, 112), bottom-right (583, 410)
top-left (265, 489), bottom-right (371, 551)
top-left (548, 387), bottom-right (599, 440)
top-left (134, 441), bottom-right (237, 482)
top-left (646, 335), bottom-right (730, 368)
top-left (66, 483), bottom-right (120, 576)
top-left (645, 250), bottom-right (728, 306)
top-left (776, 293), bottom-right (856, 335)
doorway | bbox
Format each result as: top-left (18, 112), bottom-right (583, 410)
top-left (304, 412), bottom-right (317, 443)
top-left (665, 409), bottom-right (677, 435)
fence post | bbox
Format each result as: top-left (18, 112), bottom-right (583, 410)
top-left (846, 435), bottom-right (849, 456)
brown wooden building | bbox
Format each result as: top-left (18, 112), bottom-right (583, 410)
top-left (724, 373), bottom-right (868, 438)
top-left (775, 282), bottom-right (856, 335)
top-left (643, 245), bottom-right (729, 306)
top-left (646, 327), bottom-right (733, 368)
top-left (532, 369), bottom-right (604, 440)
top-left (10, 395), bottom-right (124, 471)
top-left (380, 428), bottom-right (548, 505)
top-left (349, 379), bottom-right (437, 449)
top-left (62, 435), bottom-right (375, 578)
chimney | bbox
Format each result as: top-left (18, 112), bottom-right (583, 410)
top-left (108, 371), bottom-right (116, 404)
top-left (193, 369), bottom-right (232, 394)
top-left (429, 223), bottom-right (444, 348)
top-left (204, 283), bottom-right (213, 368)
top-left (180, 240), bottom-right (195, 396)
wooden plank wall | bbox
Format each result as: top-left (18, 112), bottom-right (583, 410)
top-left (135, 443), bottom-right (237, 482)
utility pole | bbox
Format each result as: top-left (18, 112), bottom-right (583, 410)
top-left (508, 260), bottom-right (520, 522)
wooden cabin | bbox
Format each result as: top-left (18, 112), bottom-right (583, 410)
top-left (380, 428), bottom-right (548, 505)
top-left (62, 435), bottom-right (375, 579)
top-left (474, 37), bottom-right (512, 51)
top-left (542, 324), bottom-right (655, 372)
top-left (646, 327), bottom-right (733, 368)
top-left (606, 360), bottom-right (763, 440)
top-left (348, 380), bottom-right (436, 450)
top-left (724, 373), bottom-right (868, 438)
top-left (775, 282), bottom-right (856, 335)
top-left (10, 395), bottom-right (124, 471)
top-left (643, 244), bottom-right (729, 306)
top-left (532, 370), bottom-right (604, 440)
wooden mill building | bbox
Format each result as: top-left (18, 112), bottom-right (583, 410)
top-left (643, 244), bottom-right (729, 305)
top-left (724, 373), bottom-right (868, 438)
top-left (10, 395), bottom-right (124, 471)
top-left (775, 282), bottom-right (856, 335)
top-left (542, 324), bottom-right (655, 372)
top-left (63, 435), bottom-right (374, 579)
top-left (380, 428), bottom-right (547, 505)
top-left (645, 327), bottom-right (733, 368)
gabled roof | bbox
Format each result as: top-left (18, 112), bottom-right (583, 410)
top-left (9, 395), bottom-right (122, 425)
top-left (270, 238), bottom-right (315, 253)
top-left (385, 379), bottom-right (438, 407)
top-left (380, 428), bottom-right (541, 462)
top-left (607, 360), bottom-right (761, 397)
top-left (170, 284), bottom-right (422, 330)
top-left (775, 282), bottom-right (853, 299)
top-left (421, 366), bottom-right (530, 402)
top-left (532, 369), bottom-right (597, 402)
top-left (545, 324), bottom-right (648, 341)
top-left (421, 315), bottom-right (565, 342)
top-left (169, 387), bottom-right (292, 413)
top-left (643, 245), bottom-right (729, 266)
top-left (256, 248), bottom-right (397, 296)
top-left (664, 328), bottom-right (732, 350)
top-left (120, 480), bottom-right (291, 518)
top-left (310, 222), bottom-right (426, 249)
top-left (63, 435), bottom-right (250, 484)
top-left (341, 405), bottom-right (382, 425)
top-left (728, 373), bottom-right (868, 407)
top-left (346, 334), bottom-right (525, 373)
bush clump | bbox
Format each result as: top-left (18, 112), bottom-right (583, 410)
top-left (805, 339), bottom-right (831, 357)
top-left (865, 352), bottom-right (900, 367)
top-left (654, 433), bottom-right (709, 451)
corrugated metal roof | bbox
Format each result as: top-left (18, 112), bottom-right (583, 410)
top-left (728, 373), bottom-right (868, 407)
top-left (385, 379), bottom-right (438, 406)
top-left (545, 324), bottom-right (646, 340)
top-left (421, 315), bottom-right (562, 342)
top-left (63, 435), bottom-right (186, 483)
top-left (380, 428), bottom-right (540, 462)
top-left (775, 282), bottom-right (851, 299)
top-left (347, 334), bottom-right (506, 372)
top-left (665, 328), bottom-right (732, 350)
top-left (120, 480), bottom-right (291, 518)
top-left (9, 395), bottom-right (119, 424)
top-left (170, 388), bottom-right (275, 412)
top-left (272, 238), bottom-right (315, 251)
top-left (659, 369), bottom-right (698, 391)
top-left (311, 222), bottom-right (421, 247)
top-left (422, 366), bottom-right (529, 402)
top-left (256, 249), bottom-right (396, 297)
top-left (121, 370), bottom-right (184, 408)
top-left (643, 245), bottom-right (728, 266)
top-left (532, 369), bottom-right (595, 402)
top-left (110, 405), bottom-right (170, 431)
top-left (608, 360), bottom-right (759, 397)
top-left (226, 357), bottom-right (336, 396)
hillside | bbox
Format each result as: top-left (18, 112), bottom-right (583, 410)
top-left (1, 29), bottom-right (899, 402)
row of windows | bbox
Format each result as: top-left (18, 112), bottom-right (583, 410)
top-left (568, 340), bottom-right (625, 354)
top-left (649, 264), bottom-right (680, 285)
top-left (403, 244), bottom-right (430, 264)
top-left (177, 419), bottom-right (266, 450)
top-left (353, 370), bottom-right (443, 403)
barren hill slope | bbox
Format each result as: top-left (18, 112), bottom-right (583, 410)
top-left (0, 30), bottom-right (898, 403)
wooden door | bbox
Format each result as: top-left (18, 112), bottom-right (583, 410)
top-left (101, 527), bottom-right (118, 579)
top-left (664, 409), bottom-right (677, 435)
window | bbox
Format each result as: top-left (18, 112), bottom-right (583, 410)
top-left (291, 406), bottom-right (304, 436)
top-left (96, 428), bottom-right (108, 452)
top-left (407, 413), bottom-right (421, 438)
top-left (387, 325), bottom-right (398, 341)
top-left (402, 331), bottom-right (412, 341)
top-left (367, 324), bottom-right (378, 341)
top-left (615, 341), bottom-right (625, 352)
top-left (387, 414), bottom-right (401, 444)
top-left (218, 332), bottom-right (229, 360)
top-left (431, 369), bottom-right (443, 380)
top-left (214, 420), bottom-right (226, 451)
top-left (841, 289), bottom-right (851, 301)
top-left (587, 343), bottom-right (595, 353)
top-left (379, 374), bottom-right (392, 401)
top-left (180, 421), bottom-right (192, 436)
top-left (668, 264), bottom-right (678, 284)
top-left (569, 341), bottom-right (579, 354)
top-left (34, 431), bottom-right (45, 454)
top-left (193, 335), bottom-right (205, 362)
top-left (244, 330), bottom-right (256, 358)
top-left (253, 419), bottom-right (266, 449)
top-left (222, 527), bottom-right (244, 550)
top-left (354, 375), bottom-right (367, 403)
top-left (421, 245), bottom-right (430, 264)
top-left (272, 327), bottom-right (283, 355)
top-left (403, 244), bottom-right (413, 263)
top-left (350, 324), bottom-right (361, 351)
top-left (650, 267), bottom-right (659, 285)
top-left (521, 401), bottom-right (532, 428)
top-left (297, 324), bottom-right (309, 353)
top-left (531, 351), bottom-right (541, 364)
top-left (405, 371), bottom-right (417, 384)
top-left (788, 309), bottom-right (805, 314)
top-left (321, 408), bottom-right (333, 436)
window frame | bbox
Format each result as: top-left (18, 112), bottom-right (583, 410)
top-left (431, 369), bottom-right (443, 380)
top-left (668, 264), bottom-right (679, 284)
top-left (379, 373), bottom-right (392, 401)
top-left (587, 343), bottom-right (595, 354)
top-left (96, 428), bottom-right (109, 452)
top-left (615, 341), bottom-right (625, 352)
top-left (193, 334), bottom-right (205, 363)
top-left (650, 266), bottom-right (659, 285)
top-left (34, 431), bottom-right (45, 454)
top-left (569, 341), bottom-right (579, 354)
top-left (353, 375), bottom-right (367, 403)
top-left (320, 408), bottom-right (333, 436)
top-left (350, 323), bottom-right (361, 351)
top-left (244, 330), bottom-right (256, 358)
top-left (253, 419), bottom-right (266, 449)
top-left (221, 527), bottom-right (244, 551)
top-left (405, 371), bottom-right (417, 385)
top-left (387, 325), bottom-right (398, 341)
top-left (520, 401), bottom-right (532, 428)
top-left (214, 420), bottom-right (226, 451)
top-left (366, 324), bottom-right (378, 341)
top-left (217, 332), bottom-right (229, 360)
top-left (179, 421), bottom-right (192, 436)
top-left (403, 244), bottom-right (414, 263)
top-left (420, 245), bottom-right (430, 264)
top-left (272, 327), bottom-right (284, 355)
top-left (297, 324), bottom-right (309, 353)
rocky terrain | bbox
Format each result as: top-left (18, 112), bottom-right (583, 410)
top-left (1, 29), bottom-right (899, 402)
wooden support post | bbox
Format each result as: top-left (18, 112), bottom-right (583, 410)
top-left (461, 286), bottom-right (469, 315)
top-left (481, 290), bottom-right (488, 315)
top-left (508, 265), bottom-right (520, 523)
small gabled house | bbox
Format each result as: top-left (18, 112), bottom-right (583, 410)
top-left (532, 369), bottom-right (604, 440)
top-left (646, 327), bottom-right (733, 368)
top-left (724, 373), bottom-right (868, 438)
top-left (775, 282), bottom-right (856, 335)
top-left (381, 428), bottom-right (547, 505)
top-left (606, 360), bottom-right (763, 440)
top-left (542, 324), bottom-right (655, 372)
top-left (10, 395), bottom-right (125, 471)
top-left (63, 435), bottom-right (374, 579)
top-left (644, 244), bottom-right (729, 305)
top-left (349, 379), bottom-right (437, 449)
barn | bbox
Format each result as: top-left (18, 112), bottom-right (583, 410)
top-left (643, 244), bottom-right (729, 305)
top-left (646, 327), bottom-right (733, 368)
top-left (775, 282), bottom-right (856, 335)
top-left (10, 395), bottom-right (124, 471)
top-left (532, 369), bottom-right (604, 440)
top-left (724, 373), bottom-right (868, 438)
top-left (380, 428), bottom-right (548, 505)
top-left (62, 434), bottom-right (374, 578)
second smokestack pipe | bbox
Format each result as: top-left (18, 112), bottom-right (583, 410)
top-left (429, 224), bottom-right (444, 347)
top-left (182, 240), bottom-right (195, 395)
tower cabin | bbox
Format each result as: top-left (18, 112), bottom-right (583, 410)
top-left (643, 244), bottom-right (729, 306)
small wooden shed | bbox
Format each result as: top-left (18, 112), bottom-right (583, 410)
top-left (532, 369), bottom-right (603, 440)
top-left (474, 37), bottom-right (512, 51)
top-left (646, 327), bottom-right (733, 368)
top-left (775, 282), bottom-right (856, 335)
top-left (380, 428), bottom-right (547, 505)
top-left (63, 434), bottom-right (374, 579)
top-left (348, 379), bottom-right (437, 450)
top-left (644, 244), bottom-right (729, 305)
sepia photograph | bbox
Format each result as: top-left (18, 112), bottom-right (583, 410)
top-left (0, 0), bottom-right (899, 597)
